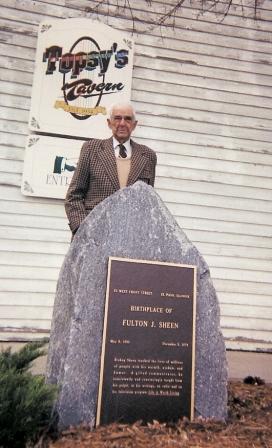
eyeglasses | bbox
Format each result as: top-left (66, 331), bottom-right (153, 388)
top-left (111, 115), bottom-right (135, 123)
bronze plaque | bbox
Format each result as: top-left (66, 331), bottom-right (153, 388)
top-left (96, 257), bottom-right (197, 426)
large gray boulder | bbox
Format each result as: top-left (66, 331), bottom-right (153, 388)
top-left (46, 181), bottom-right (228, 429)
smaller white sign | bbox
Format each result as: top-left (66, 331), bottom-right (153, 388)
top-left (22, 135), bottom-right (84, 199)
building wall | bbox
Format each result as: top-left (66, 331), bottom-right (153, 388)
top-left (0, 0), bottom-right (271, 350)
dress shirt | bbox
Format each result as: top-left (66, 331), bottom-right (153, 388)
top-left (113, 137), bottom-right (132, 160)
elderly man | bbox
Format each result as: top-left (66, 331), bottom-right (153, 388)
top-left (65, 102), bottom-right (157, 235)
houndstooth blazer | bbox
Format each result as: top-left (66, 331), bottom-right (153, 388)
top-left (65, 137), bottom-right (157, 234)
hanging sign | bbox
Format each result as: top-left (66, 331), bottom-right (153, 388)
top-left (29, 19), bottom-right (134, 138)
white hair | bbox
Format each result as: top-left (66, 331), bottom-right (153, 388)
top-left (107, 101), bottom-right (137, 121)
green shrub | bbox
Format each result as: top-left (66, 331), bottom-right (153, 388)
top-left (0, 341), bottom-right (57, 448)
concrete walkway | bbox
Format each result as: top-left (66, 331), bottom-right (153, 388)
top-left (0, 342), bottom-right (271, 383)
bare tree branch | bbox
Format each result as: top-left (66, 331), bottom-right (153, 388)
top-left (86, 0), bottom-right (262, 33)
top-left (155, 1), bottom-right (186, 27)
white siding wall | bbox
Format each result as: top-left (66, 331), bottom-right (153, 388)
top-left (0, 0), bottom-right (271, 350)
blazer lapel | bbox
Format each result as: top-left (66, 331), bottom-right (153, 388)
top-left (127, 140), bottom-right (148, 186)
top-left (98, 137), bottom-right (120, 190)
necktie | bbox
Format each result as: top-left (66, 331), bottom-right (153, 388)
top-left (118, 144), bottom-right (127, 158)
